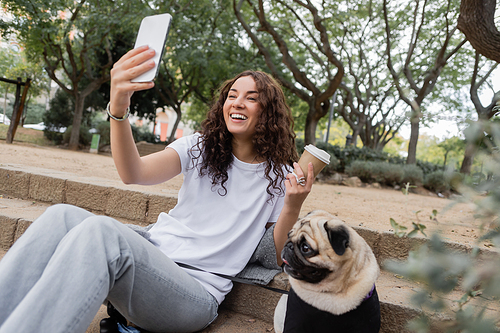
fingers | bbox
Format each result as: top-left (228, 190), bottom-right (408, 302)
top-left (286, 162), bottom-right (314, 190)
top-left (306, 162), bottom-right (314, 185)
top-left (293, 162), bottom-right (305, 179)
top-left (114, 45), bottom-right (151, 67)
top-left (284, 163), bottom-right (312, 209)
top-left (110, 46), bottom-right (156, 111)
top-left (112, 47), bottom-right (156, 84)
top-left (293, 162), bottom-right (314, 189)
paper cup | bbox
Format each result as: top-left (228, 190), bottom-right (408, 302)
top-left (298, 145), bottom-right (330, 179)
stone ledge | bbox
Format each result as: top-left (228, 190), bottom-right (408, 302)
top-left (0, 165), bottom-right (178, 227)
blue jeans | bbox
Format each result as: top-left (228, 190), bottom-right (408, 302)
top-left (0, 204), bottom-right (218, 333)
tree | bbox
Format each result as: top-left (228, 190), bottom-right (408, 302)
top-left (383, 0), bottom-right (467, 164)
top-left (336, 0), bottom-right (405, 150)
top-left (233, 0), bottom-right (344, 145)
top-left (0, 43), bottom-right (50, 126)
top-left (460, 52), bottom-right (500, 174)
top-left (457, 0), bottom-right (500, 63)
top-left (437, 136), bottom-right (465, 168)
top-left (152, 0), bottom-right (267, 142)
top-left (85, 30), bottom-right (170, 122)
top-left (2, 0), bottom-right (140, 149)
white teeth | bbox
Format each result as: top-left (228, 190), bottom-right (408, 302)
top-left (231, 114), bottom-right (248, 120)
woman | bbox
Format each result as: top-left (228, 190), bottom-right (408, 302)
top-left (0, 46), bottom-right (313, 333)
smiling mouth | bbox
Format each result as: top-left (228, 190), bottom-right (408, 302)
top-left (230, 113), bottom-right (248, 120)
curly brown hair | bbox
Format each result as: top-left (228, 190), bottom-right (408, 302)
top-left (190, 70), bottom-right (298, 199)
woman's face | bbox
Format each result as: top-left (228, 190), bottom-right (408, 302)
top-left (223, 76), bottom-right (262, 142)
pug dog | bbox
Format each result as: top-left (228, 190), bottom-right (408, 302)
top-left (274, 210), bottom-right (380, 333)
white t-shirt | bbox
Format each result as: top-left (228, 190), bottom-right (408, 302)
top-left (148, 133), bottom-right (288, 303)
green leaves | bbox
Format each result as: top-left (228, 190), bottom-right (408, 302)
top-left (386, 121), bottom-right (500, 332)
top-left (389, 218), bottom-right (427, 238)
top-left (390, 217), bottom-right (408, 237)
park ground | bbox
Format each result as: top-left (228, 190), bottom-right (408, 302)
top-left (0, 129), bottom-right (489, 250)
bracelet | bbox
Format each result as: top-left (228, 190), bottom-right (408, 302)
top-left (106, 102), bottom-right (130, 121)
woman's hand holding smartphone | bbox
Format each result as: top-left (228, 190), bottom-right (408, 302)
top-left (109, 13), bottom-right (172, 117)
top-left (131, 13), bottom-right (172, 83)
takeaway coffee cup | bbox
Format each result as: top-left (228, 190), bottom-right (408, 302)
top-left (297, 145), bottom-right (331, 179)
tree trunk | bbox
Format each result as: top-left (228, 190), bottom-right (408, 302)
top-left (458, 0), bottom-right (500, 63)
top-left (6, 78), bottom-right (22, 144)
top-left (304, 110), bottom-right (320, 145)
top-left (443, 151), bottom-right (449, 169)
top-left (352, 128), bottom-right (360, 147)
top-left (3, 87), bottom-right (8, 124)
top-left (6, 78), bottom-right (30, 144)
top-left (68, 94), bottom-right (86, 150)
top-left (167, 105), bottom-right (182, 144)
top-left (460, 142), bottom-right (477, 174)
top-left (406, 111), bottom-right (420, 164)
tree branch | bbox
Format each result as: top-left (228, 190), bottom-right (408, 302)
top-left (233, 0), bottom-right (310, 101)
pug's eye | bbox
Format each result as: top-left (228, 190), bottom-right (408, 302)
top-left (300, 242), bottom-right (311, 254)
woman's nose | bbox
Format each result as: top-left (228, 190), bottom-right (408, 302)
top-left (233, 96), bottom-right (244, 108)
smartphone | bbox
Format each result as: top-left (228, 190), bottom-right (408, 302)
top-left (131, 13), bottom-right (172, 83)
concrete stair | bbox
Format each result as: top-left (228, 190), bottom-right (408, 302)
top-left (1, 164), bottom-right (499, 332)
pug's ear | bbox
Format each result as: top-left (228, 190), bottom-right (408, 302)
top-left (324, 222), bottom-right (350, 256)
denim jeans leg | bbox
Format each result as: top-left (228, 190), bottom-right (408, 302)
top-left (0, 204), bottom-right (95, 324)
top-left (0, 204), bottom-right (218, 333)
top-left (105, 224), bottom-right (219, 333)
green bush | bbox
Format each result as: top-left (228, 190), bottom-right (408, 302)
top-left (296, 138), bottom-right (442, 176)
top-left (62, 125), bottom-right (92, 146)
top-left (372, 162), bottom-right (404, 186)
top-left (345, 160), bottom-right (373, 183)
top-left (402, 164), bottom-right (424, 185)
top-left (347, 161), bottom-right (404, 186)
top-left (43, 89), bottom-right (93, 145)
top-left (131, 124), bottom-right (158, 143)
top-left (424, 171), bottom-right (451, 193)
top-left (416, 160), bottom-right (443, 175)
top-left (96, 121), bottom-right (111, 146)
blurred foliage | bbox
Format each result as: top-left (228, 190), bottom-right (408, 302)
top-left (424, 171), bottom-right (452, 193)
top-left (385, 120), bottom-right (500, 332)
top-left (416, 135), bottom-right (466, 170)
top-left (0, 43), bottom-right (50, 99)
top-left (62, 124), bottom-right (92, 146)
top-left (345, 161), bottom-right (427, 187)
top-left (130, 124), bottom-right (159, 144)
top-left (402, 164), bottom-right (425, 186)
top-left (43, 89), bottom-right (92, 144)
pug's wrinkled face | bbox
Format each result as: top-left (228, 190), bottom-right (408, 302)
top-left (281, 210), bottom-right (352, 284)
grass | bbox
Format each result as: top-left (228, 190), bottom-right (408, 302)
top-left (0, 124), bottom-right (54, 146)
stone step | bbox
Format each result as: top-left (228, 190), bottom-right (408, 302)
top-left (85, 304), bottom-right (275, 333)
top-left (1, 166), bottom-right (500, 332)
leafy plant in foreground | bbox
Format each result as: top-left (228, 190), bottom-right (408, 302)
top-left (385, 121), bottom-right (500, 332)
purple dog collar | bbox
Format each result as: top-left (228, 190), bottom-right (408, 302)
top-left (363, 284), bottom-right (375, 301)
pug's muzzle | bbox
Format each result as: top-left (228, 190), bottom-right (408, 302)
top-left (281, 240), bottom-right (331, 284)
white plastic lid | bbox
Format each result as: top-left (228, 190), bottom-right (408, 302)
top-left (304, 145), bottom-right (330, 164)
